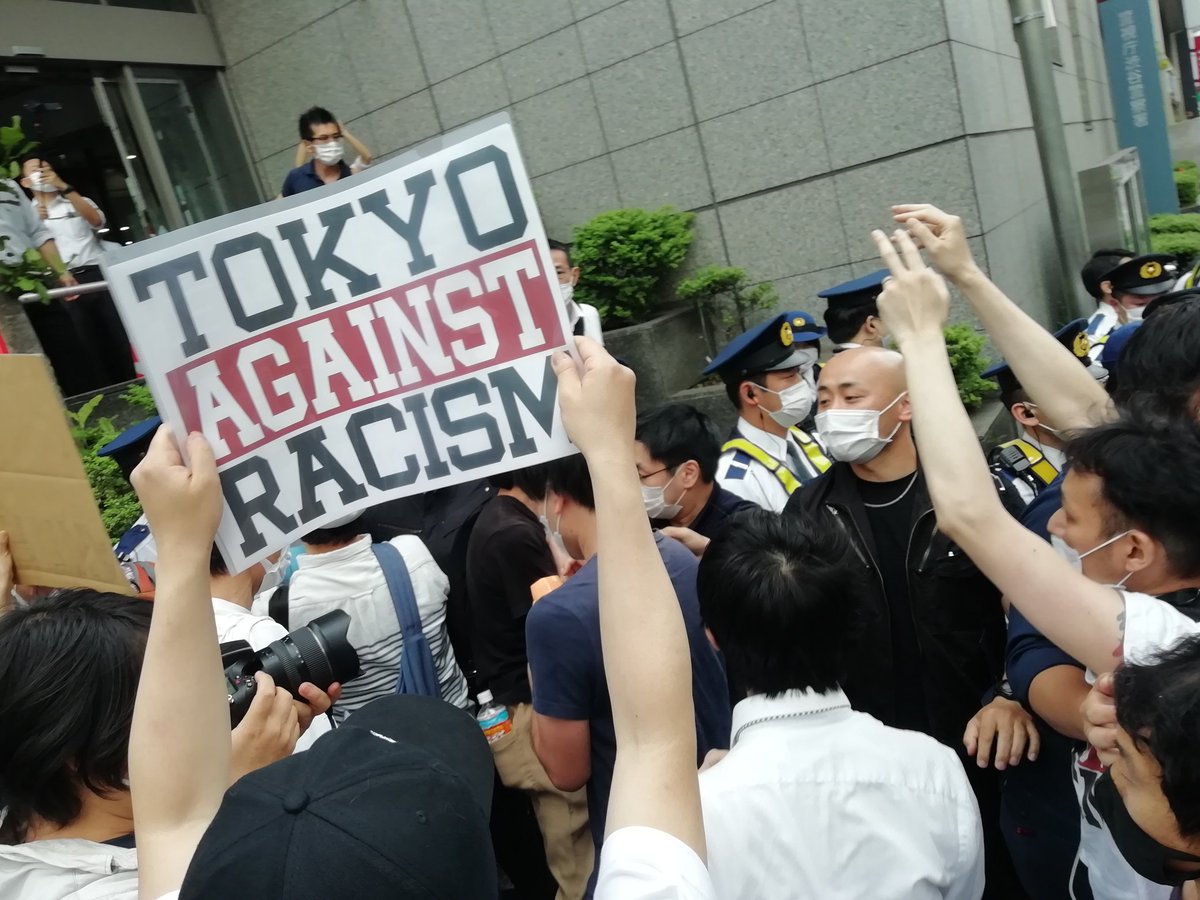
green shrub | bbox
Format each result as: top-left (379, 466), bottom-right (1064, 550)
top-left (0, 116), bottom-right (60, 302)
top-left (676, 265), bottom-right (778, 348)
top-left (1150, 230), bottom-right (1200, 265)
top-left (572, 206), bottom-right (694, 325)
top-left (1175, 160), bottom-right (1198, 173)
top-left (1149, 213), bottom-right (1200, 234)
top-left (1176, 168), bottom-right (1199, 207)
top-left (68, 395), bottom-right (142, 540)
top-left (944, 324), bottom-right (993, 409)
top-left (122, 382), bottom-right (158, 415)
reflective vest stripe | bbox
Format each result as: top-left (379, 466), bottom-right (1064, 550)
top-left (998, 438), bottom-right (1059, 486)
top-left (720, 428), bottom-right (830, 495)
top-left (796, 430), bottom-right (832, 472)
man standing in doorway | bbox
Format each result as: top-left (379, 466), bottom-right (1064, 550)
top-left (280, 106), bottom-right (372, 198)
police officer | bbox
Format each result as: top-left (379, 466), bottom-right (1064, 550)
top-left (1083, 253), bottom-right (1175, 363)
top-left (984, 320), bottom-right (1092, 508)
top-left (708, 311), bottom-right (831, 512)
top-left (818, 269), bottom-right (890, 352)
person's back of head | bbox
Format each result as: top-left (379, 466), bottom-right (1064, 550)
top-left (1082, 248), bottom-right (1134, 300)
top-left (487, 462), bottom-right (550, 502)
top-left (635, 403), bottom-right (722, 484)
top-left (1065, 413), bottom-right (1200, 583)
top-left (697, 510), bottom-right (862, 697)
top-left (0, 590), bottom-right (152, 842)
top-left (545, 453), bottom-right (594, 510)
top-left (298, 105), bottom-right (337, 141)
top-left (823, 300), bottom-right (878, 346)
top-left (302, 514), bottom-right (364, 548)
top-left (1112, 297), bottom-right (1200, 421)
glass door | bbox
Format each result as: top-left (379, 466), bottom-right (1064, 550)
top-left (92, 76), bottom-right (172, 240)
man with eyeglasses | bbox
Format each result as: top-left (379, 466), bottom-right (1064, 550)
top-left (280, 106), bottom-right (373, 198)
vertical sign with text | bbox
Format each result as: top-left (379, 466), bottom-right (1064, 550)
top-left (103, 118), bottom-right (576, 573)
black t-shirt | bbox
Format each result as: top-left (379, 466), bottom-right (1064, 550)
top-left (465, 496), bottom-right (557, 705)
top-left (858, 473), bottom-right (930, 733)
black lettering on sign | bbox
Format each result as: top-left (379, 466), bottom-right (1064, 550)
top-left (347, 405), bottom-right (419, 491)
top-left (277, 204), bottom-right (381, 309)
top-left (401, 392), bottom-right (451, 479)
top-left (432, 377), bottom-right (504, 472)
top-left (445, 145), bottom-right (528, 251)
top-left (129, 252), bottom-right (209, 357)
top-left (285, 425), bottom-right (369, 523)
top-left (359, 170), bottom-right (437, 277)
top-left (489, 358), bottom-right (558, 457)
top-left (212, 232), bottom-right (297, 333)
top-left (220, 457), bottom-right (298, 557)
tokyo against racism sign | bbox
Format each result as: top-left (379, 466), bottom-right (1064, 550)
top-left (104, 116), bottom-right (575, 572)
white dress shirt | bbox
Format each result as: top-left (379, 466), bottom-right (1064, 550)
top-left (1084, 304), bottom-right (1121, 363)
top-left (715, 417), bottom-right (824, 513)
top-left (596, 826), bottom-right (714, 900)
top-left (700, 688), bottom-right (984, 900)
top-left (258, 534), bottom-right (469, 720)
top-left (37, 193), bottom-right (105, 268)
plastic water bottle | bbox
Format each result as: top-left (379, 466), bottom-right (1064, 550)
top-left (476, 690), bottom-right (512, 745)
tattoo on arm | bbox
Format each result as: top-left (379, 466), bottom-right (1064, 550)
top-left (1113, 605), bottom-right (1127, 659)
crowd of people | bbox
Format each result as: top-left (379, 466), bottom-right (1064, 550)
top-left (4, 99), bottom-right (1200, 900)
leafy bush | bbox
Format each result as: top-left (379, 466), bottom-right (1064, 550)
top-left (1149, 213), bottom-right (1200, 234)
top-left (0, 116), bottom-right (60, 303)
top-left (1176, 168), bottom-right (1199, 207)
top-left (1175, 160), bottom-right (1198, 173)
top-left (945, 324), bottom-right (993, 409)
top-left (122, 382), bottom-right (158, 415)
top-left (68, 394), bottom-right (143, 540)
top-left (677, 266), bottom-right (778, 348)
top-left (1150, 230), bottom-right (1200, 266)
top-left (572, 206), bottom-right (694, 325)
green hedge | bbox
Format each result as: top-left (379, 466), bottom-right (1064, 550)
top-left (1176, 169), bottom-right (1199, 207)
top-left (1150, 230), bottom-right (1200, 264)
top-left (1149, 213), bottom-right (1200, 234)
top-left (945, 324), bottom-right (992, 409)
top-left (1176, 160), bottom-right (1199, 173)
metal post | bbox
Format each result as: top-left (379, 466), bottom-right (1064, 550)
top-left (1009, 0), bottom-right (1094, 321)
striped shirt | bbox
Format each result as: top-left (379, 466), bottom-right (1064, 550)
top-left (276, 534), bottom-right (469, 720)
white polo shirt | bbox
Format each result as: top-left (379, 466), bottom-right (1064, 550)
top-left (700, 687), bottom-right (984, 900)
top-left (37, 193), bottom-right (105, 268)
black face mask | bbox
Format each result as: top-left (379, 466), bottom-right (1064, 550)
top-left (1092, 771), bottom-right (1200, 886)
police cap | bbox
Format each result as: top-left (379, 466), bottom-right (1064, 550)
top-left (1103, 254), bottom-right (1177, 297)
top-left (703, 311), bottom-right (825, 379)
top-left (982, 319), bottom-right (1091, 396)
top-left (817, 269), bottom-right (888, 311)
top-left (97, 416), bottom-right (161, 482)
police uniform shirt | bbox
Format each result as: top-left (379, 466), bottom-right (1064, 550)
top-left (1083, 304), bottom-right (1120, 364)
top-left (716, 417), bottom-right (824, 513)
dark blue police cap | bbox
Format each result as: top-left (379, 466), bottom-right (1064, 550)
top-left (703, 311), bottom-right (825, 379)
top-left (97, 416), bottom-right (162, 458)
top-left (818, 269), bottom-right (889, 309)
top-left (982, 319), bottom-right (1091, 394)
top-left (1104, 254), bottom-right (1177, 297)
top-left (1100, 322), bottom-right (1140, 375)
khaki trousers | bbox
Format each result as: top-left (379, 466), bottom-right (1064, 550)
top-left (491, 702), bottom-right (593, 900)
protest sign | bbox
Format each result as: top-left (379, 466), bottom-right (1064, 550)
top-left (104, 116), bottom-right (576, 572)
top-left (0, 355), bottom-right (132, 594)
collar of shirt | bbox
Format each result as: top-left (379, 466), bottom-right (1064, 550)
top-left (837, 341), bottom-right (863, 350)
top-left (211, 596), bottom-right (254, 617)
top-left (297, 532), bottom-right (372, 568)
top-left (1042, 442), bottom-right (1066, 472)
top-left (1087, 303), bottom-right (1120, 332)
top-left (735, 416), bottom-right (793, 460)
top-left (565, 298), bottom-right (583, 329)
top-left (730, 687), bottom-right (853, 745)
top-left (0, 836), bottom-right (138, 873)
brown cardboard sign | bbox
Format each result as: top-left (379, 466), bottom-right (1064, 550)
top-left (0, 355), bottom-right (131, 594)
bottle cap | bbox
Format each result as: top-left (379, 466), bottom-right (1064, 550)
top-left (477, 690), bottom-right (493, 704)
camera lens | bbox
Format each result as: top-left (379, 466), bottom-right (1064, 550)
top-left (256, 610), bottom-right (361, 696)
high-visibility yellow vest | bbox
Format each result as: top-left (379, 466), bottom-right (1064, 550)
top-left (721, 429), bottom-right (831, 495)
top-left (989, 438), bottom-right (1059, 488)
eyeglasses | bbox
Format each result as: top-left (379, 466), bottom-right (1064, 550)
top-left (309, 132), bottom-right (342, 144)
top-left (637, 466), bottom-right (673, 482)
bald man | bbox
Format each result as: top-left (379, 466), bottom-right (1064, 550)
top-left (784, 347), bottom-right (1019, 893)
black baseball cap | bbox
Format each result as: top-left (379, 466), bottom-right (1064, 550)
top-left (179, 695), bottom-right (496, 899)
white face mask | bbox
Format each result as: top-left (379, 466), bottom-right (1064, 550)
top-left (642, 470), bottom-right (685, 520)
top-left (258, 548), bottom-right (289, 594)
top-left (539, 504), bottom-right (571, 561)
top-left (28, 170), bottom-right (56, 193)
top-left (313, 139), bottom-right (345, 165)
top-left (815, 391), bottom-right (907, 464)
top-left (754, 377), bottom-right (816, 429)
top-left (1121, 303), bottom-right (1145, 323)
top-left (1051, 530), bottom-right (1133, 586)
top-left (559, 281), bottom-right (575, 306)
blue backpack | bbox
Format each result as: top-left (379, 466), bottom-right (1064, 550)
top-left (370, 542), bottom-right (440, 698)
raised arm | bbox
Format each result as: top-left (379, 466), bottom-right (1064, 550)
top-left (892, 204), bottom-right (1111, 431)
top-left (871, 229), bottom-right (1125, 675)
top-left (128, 427), bottom-right (229, 899)
top-left (551, 338), bottom-right (705, 857)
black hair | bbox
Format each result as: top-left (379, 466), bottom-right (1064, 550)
top-left (1081, 248), bottom-right (1134, 299)
top-left (298, 106), bottom-right (337, 141)
top-left (1114, 633), bottom-right (1200, 837)
top-left (0, 590), bottom-right (153, 843)
top-left (488, 462), bottom-right (550, 501)
top-left (544, 453), bottom-right (594, 510)
top-left (697, 510), bottom-right (862, 697)
top-left (1112, 298), bottom-right (1200, 421)
top-left (823, 300), bottom-right (878, 345)
top-left (209, 543), bottom-right (229, 577)
top-left (547, 239), bottom-right (572, 267)
top-left (635, 403), bottom-right (721, 483)
top-left (302, 515), bottom-right (364, 546)
top-left (1065, 414), bottom-right (1200, 578)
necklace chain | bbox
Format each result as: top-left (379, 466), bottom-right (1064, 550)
top-left (861, 471), bottom-right (919, 509)
top-left (732, 703), bottom-right (852, 745)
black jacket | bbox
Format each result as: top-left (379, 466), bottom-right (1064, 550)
top-left (784, 463), bottom-right (1007, 748)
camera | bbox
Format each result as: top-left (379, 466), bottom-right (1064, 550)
top-left (220, 610), bottom-right (361, 727)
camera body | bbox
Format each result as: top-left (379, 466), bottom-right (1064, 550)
top-left (220, 609), bottom-right (361, 726)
